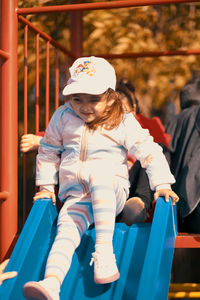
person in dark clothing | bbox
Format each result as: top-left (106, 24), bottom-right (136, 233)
top-left (165, 75), bottom-right (200, 233)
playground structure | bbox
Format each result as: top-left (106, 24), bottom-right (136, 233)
top-left (0, 0), bottom-right (200, 299)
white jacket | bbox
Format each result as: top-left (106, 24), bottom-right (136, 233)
top-left (36, 102), bottom-right (175, 202)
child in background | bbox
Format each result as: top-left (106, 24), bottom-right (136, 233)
top-left (23, 56), bottom-right (178, 300)
top-left (116, 79), bottom-right (172, 224)
top-left (116, 78), bottom-right (171, 148)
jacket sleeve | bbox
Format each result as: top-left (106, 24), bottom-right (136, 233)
top-left (35, 106), bottom-right (65, 190)
top-left (165, 114), bottom-right (181, 153)
top-left (124, 113), bottom-right (175, 191)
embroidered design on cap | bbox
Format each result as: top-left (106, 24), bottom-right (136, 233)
top-left (74, 60), bottom-right (96, 77)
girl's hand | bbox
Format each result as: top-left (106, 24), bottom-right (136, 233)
top-left (20, 134), bottom-right (42, 153)
top-left (0, 259), bottom-right (17, 285)
top-left (33, 191), bottom-right (56, 205)
top-left (154, 189), bottom-right (179, 205)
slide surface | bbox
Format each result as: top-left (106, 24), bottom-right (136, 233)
top-left (0, 197), bottom-right (177, 300)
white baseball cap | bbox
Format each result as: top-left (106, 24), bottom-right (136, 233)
top-left (62, 56), bottom-right (116, 96)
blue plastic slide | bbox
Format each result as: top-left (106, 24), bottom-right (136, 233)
top-left (0, 197), bottom-right (177, 300)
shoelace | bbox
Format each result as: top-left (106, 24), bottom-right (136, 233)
top-left (89, 252), bottom-right (116, 268)
top-left (89, 252), bottom-right (97, 266)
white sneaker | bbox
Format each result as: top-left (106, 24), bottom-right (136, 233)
top-left (90, 251), bottom-right (120, 284)
top-left (23, 278), bottom-right (60, 300)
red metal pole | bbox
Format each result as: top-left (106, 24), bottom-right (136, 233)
top-left (55, 49), bottom-right (59, 110)
top-left (70, 0), bottom-right (83, 59)
top-left (23, 24), bottom-right (28, 224)
top-left (0, 49), bottom-right (10, 60)
top-left (35, 34), bottom-right (40, 133)
top-left (45, 41), bottom-right (50, 127)
top-left (0, 0), bottom-right (18, 260)
top-left (91, 49), bottom-right (200, 59)
top-left (24, 25), bottom-right (28, 134)
top-left (16, 0), bottom-right (200, 15)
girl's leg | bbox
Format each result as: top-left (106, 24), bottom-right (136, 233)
top-left (89, 172), bottom-right (126, 283)
top-left (23, 197), bottom-right (93, 300)
top-left (44, 198), bottom-right (93, 283)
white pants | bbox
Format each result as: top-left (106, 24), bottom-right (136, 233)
top-left (44, 171), bottom-right (127, 284)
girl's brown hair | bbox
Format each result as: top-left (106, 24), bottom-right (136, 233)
top-left (87, 88), bottom-right (124, 131)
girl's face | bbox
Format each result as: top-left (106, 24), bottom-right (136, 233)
top-left (69, 93), bottom-right (113, 123)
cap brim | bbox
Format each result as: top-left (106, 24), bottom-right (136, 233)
top-left (62, 80), bottom-right (111, 96)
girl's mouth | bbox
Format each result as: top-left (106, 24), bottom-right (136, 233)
top-left (81, 112), bottom-right (93, 116)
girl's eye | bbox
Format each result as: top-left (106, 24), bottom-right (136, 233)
top-left (91, 98), bottom-right (99, 103)
top-left (72, 98), bottom-right (81, 102)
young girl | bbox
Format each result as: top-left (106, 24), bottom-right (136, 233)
top-left (23, 56), bottom-right (178, 300)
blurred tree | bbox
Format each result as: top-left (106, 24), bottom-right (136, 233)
top-left (17, 1), bottom-right (200, 122)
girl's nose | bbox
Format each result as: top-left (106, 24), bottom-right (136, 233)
top-left (81, 104), bottom-right (91, 113)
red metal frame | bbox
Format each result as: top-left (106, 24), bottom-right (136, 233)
top-left (1, 0), bottom-right (200, 260)
top-left (16, 0), bottom-right (200, 15)
top-left (70, 0), bottom-right (83, 58)
top-left (175, 234), bottom-right (200, 248)
top-left (0, 0), bottom-right (18, 260)
top-left (35, 33), bottom-right (40, 134)
top-left (55, 49), bottom-right (60, 110)
top-left (45, 41), bottom-right (50, 128)
top-left (22, 24), bottom-right (28, 225)
top-left (17, 14), bottom-right (77, 223)
top-left (0, 49), bottom-right (10, 60)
